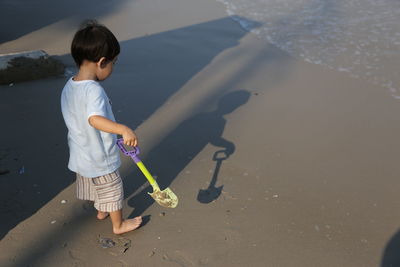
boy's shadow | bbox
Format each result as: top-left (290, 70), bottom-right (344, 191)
top-left (124, 90), bottom-right (250, 216)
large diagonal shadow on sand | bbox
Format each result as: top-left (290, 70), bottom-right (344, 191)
top-left (0, 0), bottom-right (128, 44)
top-left (0, 17), bottom-right (262, 266)
top-left (0, 16), bottom-right (257, 240)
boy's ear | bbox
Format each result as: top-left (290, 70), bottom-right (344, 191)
top-left (97, 57), bottom-right (108, 69)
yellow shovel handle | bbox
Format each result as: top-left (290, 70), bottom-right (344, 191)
top-left (136, 161), bottom-right (158, 187)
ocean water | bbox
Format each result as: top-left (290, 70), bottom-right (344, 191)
top-left (216, 0), bottom-right (400, 98)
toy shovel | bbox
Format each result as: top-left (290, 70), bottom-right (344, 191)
top-left (116, 139), bottom-right (178, 208)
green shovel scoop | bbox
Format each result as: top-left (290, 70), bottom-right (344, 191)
top-left (117, 139), bottom-right (178, 208)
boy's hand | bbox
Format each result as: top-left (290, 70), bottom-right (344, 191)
top-left (122, 127), bottom-right (138, 147)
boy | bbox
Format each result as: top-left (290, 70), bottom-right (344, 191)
top-left (61, 20), bottom-right (142, 234)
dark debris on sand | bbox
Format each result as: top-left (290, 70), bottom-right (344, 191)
top-left (0, 56), bottom-right (65, 85)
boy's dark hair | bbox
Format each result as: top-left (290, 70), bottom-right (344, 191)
top-left (71, 20), bottom-right (120, 66)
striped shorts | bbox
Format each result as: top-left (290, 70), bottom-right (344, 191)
top-left (76, 170), bottom-right (124, 212)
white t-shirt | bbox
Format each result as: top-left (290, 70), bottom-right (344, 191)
top-left (61, 78), bottom-right (121, 178)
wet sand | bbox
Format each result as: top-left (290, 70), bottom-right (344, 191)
top-left (1, 0), bottom-right (400, 266)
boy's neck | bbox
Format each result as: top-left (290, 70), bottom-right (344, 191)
top-left (73, 62), bottom-right (98, 81)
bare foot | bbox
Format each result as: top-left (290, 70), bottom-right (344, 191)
top-left (97, 211), bottom-right (109, 220)
top-left (113, 216), bottom-right (142, 235)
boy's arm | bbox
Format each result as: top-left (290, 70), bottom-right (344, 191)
top-left (89, 115), bottom-right (138, 147)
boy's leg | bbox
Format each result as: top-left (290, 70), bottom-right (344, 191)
top-left (97, 210), bottom-right (109, 220)
top-left (76, 173), bottom-right (97, 212)
top-left (76, 173), bottom-right (109, 219)
top-left (110, 210), bottom-right (142, 234)
top-left (92, 171), bottom-right (124, 215)
top-left (92, 171), bottom-right (142, 233)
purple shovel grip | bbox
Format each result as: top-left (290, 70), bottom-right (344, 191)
top-left (116, 138), bottom-right (141, 163)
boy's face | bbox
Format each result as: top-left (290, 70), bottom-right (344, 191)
top-left (96, 57), bottom-right (117, 81)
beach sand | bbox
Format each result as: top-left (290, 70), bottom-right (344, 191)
top-left (1, 0), bottom-right (400, 266)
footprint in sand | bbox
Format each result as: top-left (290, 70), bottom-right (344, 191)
top-left (68, 250), bottom-right (85, 266)
top-left (162, 250), bottom-right (196, 267)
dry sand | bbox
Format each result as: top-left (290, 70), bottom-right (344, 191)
top-left (1, 0), bottom-right (400, 266)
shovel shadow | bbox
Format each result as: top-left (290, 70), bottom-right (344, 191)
top-left (197, 149), bottom-right (228, 204)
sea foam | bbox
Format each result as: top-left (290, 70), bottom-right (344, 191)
top-left (216, 0), bottom-right (400, 98)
